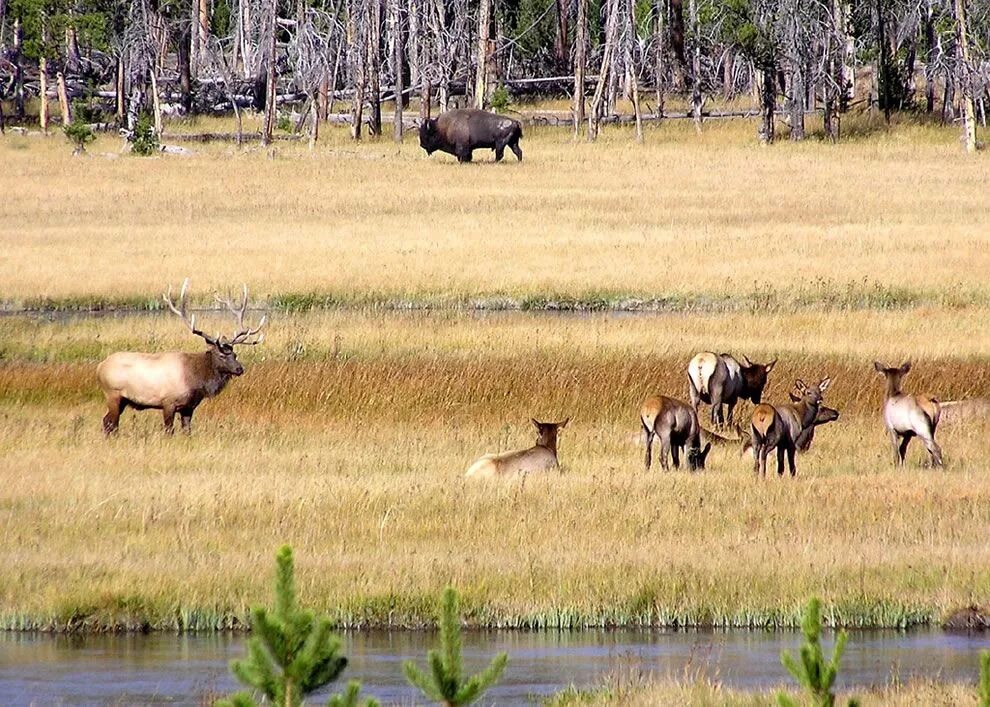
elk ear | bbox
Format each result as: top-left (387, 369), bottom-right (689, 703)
top-left (873, 361), bottom-right (885, 373)
top-left (740, 354), bottom-right (752, 367)
top-left (900, 361), bottom-right (912, 374)
top-left (794, 379), bottom-right (807, 393)
top-left (819, 376), bottom-right (831, 392)
top-left (764, 358), bottom-right (777, 373)
top-left (531, 418), bottom-right (541, 430)
top-left (789, 391), bottom-right (801, 402)
top-left (558, 418), bottom-right (570, 429)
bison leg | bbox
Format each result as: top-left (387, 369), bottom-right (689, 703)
top-left (509, 139), bottom-right (523, 161)
top-left (180, 408), bottom-right (194, 435)
top-left (456, 146), bottom-right (473, 163)
top-left (495, 142), bottom-right (506, 162)
top-left (162, 403), bottom-right (177, 435)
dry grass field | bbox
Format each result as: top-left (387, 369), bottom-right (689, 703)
top-left (1, 114), bottom-right (989, 310)
top-left (1, 116), bottom-right (988, 636)
top-left (1, 308), bottom-right (989, 631)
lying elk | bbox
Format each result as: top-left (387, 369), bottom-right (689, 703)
top-left (96, 280), bottom-right (266, 435)
top-left (687, 352), bottom-right (776, 427)
top-left (465, 419), bottom-right (569, 478)
top-left (750, 377), bottom-right (831, 477)
top-left (874, 361), bottom-right (942, 467)
top-left (640, 396), bottom-right (711, 471)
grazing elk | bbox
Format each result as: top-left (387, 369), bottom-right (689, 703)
top-left (749, 377), bottom-right (831, 477)
top-left (465, 419), bottom-right (568, 478)
top-left (640, 395), bottom-right (711, 471)
top-left (419, 109), bottom-right (523, 163)
top-left (687, 352), bottom-right (777, 427)
top-left (96, 280), bottom-right (266, 435)
top-left (873, 361), bottom-right (942, 467)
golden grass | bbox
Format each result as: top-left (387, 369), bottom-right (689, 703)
top-left (1, 115), bottom-right (988, 308)
top-left (547, 678), bottom-right (978, 706)
top-left (1, 310), bottom-right (988, 630)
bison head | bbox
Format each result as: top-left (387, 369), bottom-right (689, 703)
top-left (419, 118), bottom-right (440, 154)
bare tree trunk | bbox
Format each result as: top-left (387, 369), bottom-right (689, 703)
top-left (408, 0), bottom-right (421, 90)
top-left (198, 0), bottom-right (211, 71)
top-left (876, 0), bottom-right (890, 124)
top-left (474, 0), bottom-right (491, 108)
top-left (923, 0), bottom-right (936, 113)
top-left (420, 81), bottom-right (432, 120)
top-left (553, 0), bottom-right (569, 69)
top-left (688, 0), bottom-right (701, 132)
top-left (39, 57), bottom-right (49, 133)
top-left (654, 0), bottom-right (666, 118)
top-left (368, 0), bottom-right (383, 136)
top-left (758, 60), bottom-right (775, 144)
top-left (178, 16), bottom-right (193, 113)
top-left (723, 46), bottom-right (734, 100)
top-left (262, 0), bottom-right (278, 145)
top-left (65, 26), bottom-right (81, 72)
top-left (668, 0), bottom-right (686, 91)
top-left (954, 0), bottom-right (976, 152)
top-left (588, 0), bottom-right (618, 141)
top-left (56, 69), bottom-right (72, 126)
top-left (116, 55), bottom-right (126, 123)
top-left (390, 0), bottom-right (404, 140)
top-left (573, 0), bottom-right (587, 137)
top-left (150, 70), bottom-right (163, 135)
top-left (350, 0), bottom-right (367, 139)
top-left (12, 16), bottom-right (25, 118)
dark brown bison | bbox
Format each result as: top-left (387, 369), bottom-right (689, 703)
top-left (419, 109), bottom-right (523, 163)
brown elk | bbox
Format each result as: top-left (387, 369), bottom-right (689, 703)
top-left (687, 352), bottom-right (777, 427)
top-left (640, 395), bottom-right (711, 471)
top-left (96, 280), bottom-right (266, 435)
top-left (465, 419), bottom-right (569, 478)
top-left (749, 377), bottom-right (831, 477)
top-left (873, 361), bottom-right (942, 466)
top-left (738, 398), bottom-right (839, 455)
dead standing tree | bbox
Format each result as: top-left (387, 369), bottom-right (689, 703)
top-left (289, 4), bottom-right (336, 146)
top-left (261, 0), bottom-right (278, 145)
top-left (348, 0), bottom-right (368, 138)
top-left (573, 0), bottom-right (588, 137)
top-left (588, 0), bottom-right (620, 140)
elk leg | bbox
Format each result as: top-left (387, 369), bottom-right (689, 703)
top-left (889, 430), bottom-right (903, 466)
top-left (921, 434), bottom-right (943, 467)
top-left (103, 395), bottom-right (123, 435)
top-left (786, 445), bottom-right (797, 477)
top-left (709, 383), bottom-right (725, 427)
top-left (776, 446), bottom-right (786, 476)
top-left (725, 400), bottom-right (737, 425)
top-left (180, 409), bottom-right (193, 435)
top-left (509, 139), bottom-right (523, 161)
top-left (897, 434), bottom-right (912, 466)
top-left (758, 446), bottom-right (769, 477)
top-left (659, 433), bottom-right (672, 471)
top-left (162, 404), bottom-right (177, 435)
top-left (643, 424), bottom-right (654, 471)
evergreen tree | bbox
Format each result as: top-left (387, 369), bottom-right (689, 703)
top-left (777, 597), bottom-right (856, 707)
top-left (403, 587), bottom-right (508, 707)
top-left (218, 545), bottom-right (376, 707)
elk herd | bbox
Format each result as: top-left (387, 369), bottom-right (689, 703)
top-left (97, 281), bottom-right (950, 479)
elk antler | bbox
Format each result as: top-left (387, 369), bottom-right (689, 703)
top-left (214, 284), bottom-right (267, 346)
top-left (163, 279), bottom-right (220, 346)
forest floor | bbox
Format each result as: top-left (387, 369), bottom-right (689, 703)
top-left (0, 114), bottom-right (988, 632)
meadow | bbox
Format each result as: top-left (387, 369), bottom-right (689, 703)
top-left (0, 115), bottom-right (989, 637)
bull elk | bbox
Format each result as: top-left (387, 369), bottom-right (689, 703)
top-left (96, 280), bottom-right (266, 435)
top-left (749, 377), bottom-right (831, 477)
top-left (873, 361), bottom-right (942, 467)
top-left (687, 352), bottom-right (776, 427)
top-left (640, 395), bottom-right (711, 471)
top-left (465, 419), bottom-right (568, 478)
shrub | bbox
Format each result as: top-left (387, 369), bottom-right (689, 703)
top-left (490, 86), bottom-right (511, 114)
top-left (130, 115), bottom-right (159, 156)
top-left (403, 587), bottom-right (507, 706)
top-left (63, 117), bottom-right (95, 154)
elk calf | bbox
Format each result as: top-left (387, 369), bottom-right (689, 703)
top-left (97, 280), bottom-right (266, 435)
top-left (750, 377), bottom-right (831, 477)
top-left (465, 419), bottom-right (569, 478)
top-left (640, 396), bottom-right (711, 471)
top-left (874, 361), bottom-right (942, 466)
top-left (687, 352), bottom-right (776, 427)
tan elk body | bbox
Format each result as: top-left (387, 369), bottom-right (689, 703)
top-left (640, 395), bottom-right (711, 471)
top-left (749, 377), bottom-right (831, 477)
top-left (96, 280), bottom-right (265, 435)
top-left (687, 352), bottom-right (776, 427)
top-left (465, 419), bottom-right (568, 478)
top-left (873, 361), bottom-right (942, 466)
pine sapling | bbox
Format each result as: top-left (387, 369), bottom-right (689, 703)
top-left (777, 597), bottom-right (856, 707)
top-left (217, 545), bottom-right (376, 707)
top-left (403, 587), bottom-right (508, 706)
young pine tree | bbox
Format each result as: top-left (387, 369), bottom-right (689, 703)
top-left (777, 597), bottom-right (857, 707)
top-left (403, 587), bottom-right (508, 707)
top-left (217, 545), bottom-right (376, 707)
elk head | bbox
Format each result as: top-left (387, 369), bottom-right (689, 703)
top-left (874, 360), bottom-right (911, 396)
top-left (793, 377), bottom-right (831, 407)
top-left (687, 441), bottom-right (712, 470)
top-left (531, 418), bottom-right (569, 452)
top-left (739, 355), bottom-right (777, 403)
top-left (163, 279), bottom-right (267, 377)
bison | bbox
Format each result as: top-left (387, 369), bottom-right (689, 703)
top-left (419, 109), bottom-right (523, 163)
